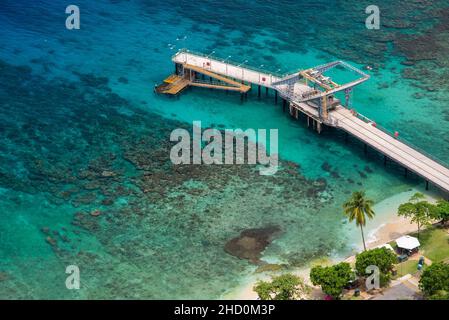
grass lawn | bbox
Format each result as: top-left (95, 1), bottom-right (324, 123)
top-left (395, 260), bottom-right (426, 278)
top-left (411, 226), bottom-right (449, 263)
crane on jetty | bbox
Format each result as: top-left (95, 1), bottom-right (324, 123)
top-left (156, 49), bottom-right (449, 195)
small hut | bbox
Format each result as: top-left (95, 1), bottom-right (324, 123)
top-left (396, 235), bottom-right (420, 255)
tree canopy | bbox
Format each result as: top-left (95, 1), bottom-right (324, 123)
top-left (355, 247), bottom-right (396, 276)
top-left (434, 199), bottom-right (449, 225)
top-left (310, 262), bottom-right (353, 299)
top-left (397, 193), bottom-right (435, 238)
top-left (343, 191), bottom-right (375, 227)
top-left (355, 247), bottom-right (396, 288)
top-left (253, 274), bottom-right (310, 300)
top-left (419, 262), bottom-right (449, 299)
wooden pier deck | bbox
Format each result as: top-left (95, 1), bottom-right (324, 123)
top-left (159, 50), bottom-right (449, 194)
top-left (329, 107), bottom-right (449, 193)
top-left (155, 61), bottom-right (251, 95)
top-left (155, 75), bottom-right (190, 95)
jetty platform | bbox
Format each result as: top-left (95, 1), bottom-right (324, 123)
top-left (156, 49), bottom-right (449, 194)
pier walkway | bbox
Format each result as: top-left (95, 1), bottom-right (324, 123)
top-left (330, 107), bottom-right (449, 193)
top-left (158, 49), bottom-right (449, 194)
top-left (171, 50), bottom-right (284, 87)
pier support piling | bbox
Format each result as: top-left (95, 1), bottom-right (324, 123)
top-left (163, 52), bottom-right (449, 197)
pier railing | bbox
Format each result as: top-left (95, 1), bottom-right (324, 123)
top-left (191, 79), bottom-right (242, 88)
top-left (174, 48), bottom-right (288, 79)
top-left (354, 111), bottom-right (449, 167)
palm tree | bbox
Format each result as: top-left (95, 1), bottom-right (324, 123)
top-left (343, 191), bottom-right (375, 251)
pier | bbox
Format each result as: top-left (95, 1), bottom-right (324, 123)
top-left (157, 49), bottom-right (449, 194)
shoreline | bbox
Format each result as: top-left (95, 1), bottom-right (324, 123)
top-left (366, 189), bottom-right (438, 248)
top-left (224, 188), bottom-right (438, 300)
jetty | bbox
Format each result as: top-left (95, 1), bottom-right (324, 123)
top-left (156, 49), bottom-right (449, 195)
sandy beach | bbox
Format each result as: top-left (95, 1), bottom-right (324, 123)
top-left (225, 188), bottom-right (439, 300)
top-left (365, 189), bottom-right (438, 248)
top-left (222, 265), bottom-right (314, 300)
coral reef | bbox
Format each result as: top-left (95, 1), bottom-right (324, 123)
top-left (224, 226), bottom-right (281, 263)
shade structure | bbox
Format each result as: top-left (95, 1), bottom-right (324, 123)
top-left (396, 235), bottom-right (420, 251)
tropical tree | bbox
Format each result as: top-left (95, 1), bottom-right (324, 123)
top-left (355, 247), bottom-right (397, 275)
top-left (310, 262), bottom-right (353, 299)
top-left (343, 191), bottom-right (375, 251)
top-left (410, 192), bottom-right (425, 203)
top-left (434, 199), bottom-right (449, 226)
top-left (419, 262), bottom-right (449, 299)
top-left (397, 193), bottom-right (435, 239)
top-left (253, 274), bottom-right (310, 300)
top-left (355, 247), bottom-right (397, 288)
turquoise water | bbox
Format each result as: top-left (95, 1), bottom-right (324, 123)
top-left (1, 0), bottom-right (449, 299)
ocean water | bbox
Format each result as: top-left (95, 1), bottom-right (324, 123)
top-left (1, 0), bottom-right (449, 299)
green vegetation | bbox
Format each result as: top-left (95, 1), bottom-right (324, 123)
top-left (310, 262), bottom-right (353, 299)
top-left (394, 194), bottom-right (449, 263)
top-left (395, 260), bottom-right (425, 278)
top-left (355, 247), bottom-right (396, 287)
top-left (411, 226), bottom-right (449, 263)
top-left (397, 192), bottom-right (436, 239)
top-left (332, 192), bottom-right (449, 299)
top-left (434, 199), bottom-right (449, 225)
top-left (419, 262), bottom-right (449, 300)
top-left (355, 247), bottom-right (396, 275)
top-left (343, 191), bottom-right (375, 251)
top-left (253, 274), bottom-right (310, 300)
